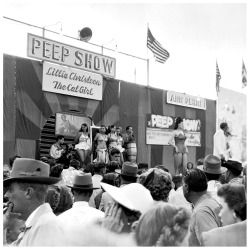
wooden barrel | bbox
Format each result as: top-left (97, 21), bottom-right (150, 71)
top-left (127, 142), bottom-right (137, 163)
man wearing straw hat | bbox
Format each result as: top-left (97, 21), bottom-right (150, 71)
top-left (3, 158), bottom-right (65, 246)
top-left (58, 172), bottom-right (104, 231)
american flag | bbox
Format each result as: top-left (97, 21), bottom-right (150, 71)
top-left (242, 60), bottom-right (247, 88)
top-left (216, 61), bottom-right (221, 93)
top-left (147, 28), bottom-right (170, 63)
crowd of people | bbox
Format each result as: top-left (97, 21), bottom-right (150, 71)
top-left (2, 120), bottom-right (247, 246)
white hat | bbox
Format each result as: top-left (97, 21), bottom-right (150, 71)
top-left (100, 182), bottom-right (154, 214)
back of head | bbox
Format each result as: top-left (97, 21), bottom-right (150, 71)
top-left (138, 168), bottom-right (172, 201)
top-left (84, 163), bottom-right (95, 176)
top-left (102, 173), bottom-right (118, 186)
top-left (50, 164), bottom-right (64, 178)
top-left (54, 184), bottom-right (73, 215)
top-left (94, 162), bottom-right (106, 174)
top-left (70, 159), bottom-right (81, 170)
top-left (183, 169), bottom-right (208, 192)
top-left (172, 175), bottom-right (183, 190)
top-left (56, 135), bottom-right (64, 141)
top-left (135, 202), bottom-right (191, 246)
top-left (217, 184), bottom-right (246, 221)
top-left (220, 122), bottom-right (228, 130)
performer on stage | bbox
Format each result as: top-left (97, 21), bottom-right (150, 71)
top-left (74, 123), bottom-right (91, 166)
top-left (213, 122), bottom-right (228, 162)
top-left (168, 117), bottom-right (188, 175)
top-left (50, 135), bottom-right (65, 162)
top-left (116, 127), bottom-right (125, 153)
top-left (93, 125), bottom-right (109, 163)
top-left (123, 125), bottom-right (137, 163)
top-left (107, 125), bottom-right (118, 151)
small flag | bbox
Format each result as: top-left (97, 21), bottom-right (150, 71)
top-left (242, 60), bottom-right (247, 88)
top-left (216, 61), bottom-right (221, 93)
top-left (147, 28), bottom-right (170, 63)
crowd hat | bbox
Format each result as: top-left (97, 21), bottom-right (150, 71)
top-left (115, 162), bottom-right (138, 177)
top-left (197, 154), bottom-right (227, 174)
top-left (223, 158), bottom-right (243, 172)
top-left (100, 182), bottom-right (154, 214)
top-left (67, 172), bottom-right (99, 191)
top-left (3, 158), bottom-right (60, 186)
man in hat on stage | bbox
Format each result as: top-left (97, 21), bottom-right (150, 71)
top-left (197, 154), bottom-right (227, 200)
top-left (224, 159), bottom-right (243, 185)
top-left (3, 158), bottom-right (65, 246)
top-left (58, 172), bottom-right (104, 244)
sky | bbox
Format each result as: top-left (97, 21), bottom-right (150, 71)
top-left (1, 0), bottom-right (248, 100)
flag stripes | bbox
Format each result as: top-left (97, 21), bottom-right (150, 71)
top-left (147, 28), bottom-right (169, 63)
top-left (242, 60), bottom-right (247, 88)
top-left (216, 61), bottom-right (221, 93)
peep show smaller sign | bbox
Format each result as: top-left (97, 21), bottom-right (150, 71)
top-left (42, 62), bottom-right (103, 100)
top-left (146, 114), bottom-right (201, 146)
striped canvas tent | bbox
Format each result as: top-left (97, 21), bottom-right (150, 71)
top-left (3, 54), bottom-right (216, 175)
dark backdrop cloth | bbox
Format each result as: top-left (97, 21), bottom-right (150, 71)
top-left (3, 54), bottom-right (216, 175)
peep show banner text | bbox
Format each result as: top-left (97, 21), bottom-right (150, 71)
top-left (27, 33), bottom-right (116, 78)
top-left (42, 62), bottom-right (103, 100)
top-left (146, 114), bottom-right (201, 146)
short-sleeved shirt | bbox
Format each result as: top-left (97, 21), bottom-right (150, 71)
top-left (188, 193), bottom-right (221, 246)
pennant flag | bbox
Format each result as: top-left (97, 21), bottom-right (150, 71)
top-left (147, 28), bottom-right (170, 63)
top-left (242, 60), bottom-right (247, 88)
top-left (216, 61), bottom-right (221, 93)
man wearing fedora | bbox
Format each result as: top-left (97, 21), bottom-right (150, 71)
top-left (3, 158), bottom-right (65, 246)
top-left (98, 162), bottom-right (139, 212)
top-left (115, 161), bottom-right (139, 188)
top-left (58, 172), bottom-right (104, 243)
top-left (224, 159), bottom-right (243, 185)
top-left (182, 169), bottom-right (221, 246)
top-left (197, 154), bottom-right (227, 200)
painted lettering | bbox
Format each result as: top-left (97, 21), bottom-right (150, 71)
top-left (102, 58), bottom-right (113, 73)
top-left (43, 41), bottom-right (51, 58)
top-left (75, 51), bottom-right (83, 66)
top-left (32, 38), bottom-right (41, 55)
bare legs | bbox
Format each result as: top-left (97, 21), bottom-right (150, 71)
top-left (76, 149), bottom-right (88, 165)
top-left (174, 153), bottom-right (188, 175)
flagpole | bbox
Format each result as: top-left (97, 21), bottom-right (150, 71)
top-left (216, 59), bottom-right (219, 131)
top-left (147, 23), bottom-right (149, 87)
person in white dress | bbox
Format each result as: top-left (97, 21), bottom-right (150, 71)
top-left (74, 123), bottom-right (91, 165)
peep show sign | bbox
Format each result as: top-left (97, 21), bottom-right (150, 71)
top-left (146, 114), bottom-right (201, 146)
top-left (42, 62), bottom-right (103, 100)
top-left (27, 33), bottom-right (116, 78)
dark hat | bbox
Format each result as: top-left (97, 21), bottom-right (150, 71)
top-left (115, 162), bottom-right (138, 177)
top-left (197, 154), bottom-right (227, 174)
top-left (67, 172), bottom-right (99, 190)
top-left (223, 159), bottom-right (243, 172)
top-left (4, 158), bottom-right (60, 186)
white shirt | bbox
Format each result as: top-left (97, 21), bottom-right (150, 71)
top-left (89, 174), bottom-right (103, 208)
top-left (168, 187), bottom-right (192, 213)
top-left (50, 144), bottom-right (63, 159)
top-left (213, 129), bottom-right (227, 160)
top-left (58, 201), bottom-right (104, 245)
top-left (13, 203), bottom-right (65, 246)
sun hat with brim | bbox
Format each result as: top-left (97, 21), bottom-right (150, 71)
top-left (197, 154), bottom-right (227, 174)
top-left (100, 182), bottom-right (154, 214)
top-left (67, 172), bottom-right (100, 190)
top-left (115, 162), bottom-right (138, 177)
top-left (3, 158), bottom-right (60, 186)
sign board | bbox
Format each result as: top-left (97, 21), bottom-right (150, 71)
top-left (27, 33), bottom-right (116, 78)
top-left (146, 114), bottom-right (201, 146)
top-left (42, 62), bottom-right (103, 100)
top-left (55, 112), bottom-right (92, 138)
top-left (166, 91), bottom-right (206, 110)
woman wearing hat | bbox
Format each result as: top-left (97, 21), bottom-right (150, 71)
top-left (74, 123), bottom-right (91, 165)
top-left (168, 117), bottom-right (188, 175)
